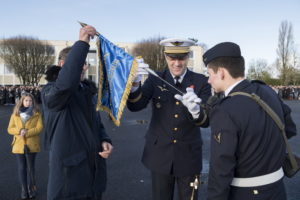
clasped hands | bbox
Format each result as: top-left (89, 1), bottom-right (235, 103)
top-left (19, 128), bottom-right (27, 137)
top-left (174, 88), bottom-right (202, 119)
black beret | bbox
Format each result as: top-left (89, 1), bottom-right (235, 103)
top-left (203, 42), bottom-right (242, 66)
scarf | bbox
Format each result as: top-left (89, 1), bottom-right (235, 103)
top-left (19, 106), bottom-right (33, 123)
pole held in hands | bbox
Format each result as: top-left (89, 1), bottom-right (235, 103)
top-left (141, 67), bottom-right (201, 105)
top-left (78, 21), bottom-right (100, 36)
top-left (142, 67), bottom-right (184, 95)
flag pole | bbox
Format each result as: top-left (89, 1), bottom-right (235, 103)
top-left (77, 21), bottom-right (100, 36)
top-left (77, 21), bottom-right (104, 114)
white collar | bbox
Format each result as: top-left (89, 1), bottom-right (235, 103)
top-left (224, 79), bottom-right (245, 97)
top-left (171, 69), bottom-right (187, 83)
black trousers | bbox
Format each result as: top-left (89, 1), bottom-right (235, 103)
top-left (151, 171), bottom-right (199, 200)
top-left (16, 153), bottom-right (37, 188)
top-left (229, 179), bottom-right (286, 200)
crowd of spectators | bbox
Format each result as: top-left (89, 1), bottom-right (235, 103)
top-left (0, 85), bottom-right (42, 105)
top-left (0, 85), bottom-right (299, 106)
top-left (272, 85), bottom-right (300, 100)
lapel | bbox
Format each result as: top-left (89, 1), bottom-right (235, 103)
top-left (162, 69), bottom-right (194, 94)
top-left (164, 70), bottom-right (176, 86)
top-left (14, 115), bottom-right (24, 128)
top-left (160, 70), bottom-right (183, 94)
top-left (181, 69), bottom-right (194, 89)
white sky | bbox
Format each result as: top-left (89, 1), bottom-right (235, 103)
top-left (1, 0), bottom-right (300, 68)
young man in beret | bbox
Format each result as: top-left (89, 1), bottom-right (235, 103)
top-left (203, 42), bottom-right (297, 200)
top-left (127, 38), bottom-right (211, 200)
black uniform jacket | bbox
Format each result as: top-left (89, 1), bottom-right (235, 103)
top-left (207, 80), bottom-right (297, 200)
top-left (127, 69), bottom-right (211, 177)
top-left (41, 41), bottom-right (111, 200)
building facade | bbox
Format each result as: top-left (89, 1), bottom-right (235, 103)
top-left (0, 40), bottom-right (206, 86)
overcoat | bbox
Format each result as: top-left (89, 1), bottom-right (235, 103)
top-left (7, 112), bottom-right (43, 154)
top-left (42, 41), bottom-right (111, 200)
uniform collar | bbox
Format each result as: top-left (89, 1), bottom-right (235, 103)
top-left (170, 69), bottom-right (187, 83)
top-left (224, 79), bottom-right (245, 97)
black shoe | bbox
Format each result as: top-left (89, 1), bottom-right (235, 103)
top-left (28, 185), bottom-right (36, 199)
top-left (21, 186), bottom-right (28, 200)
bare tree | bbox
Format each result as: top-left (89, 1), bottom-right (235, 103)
top-left (0, 36), bottom-right (55, 85)
top-left (247, 59), bottom-right (271, 82)
top-left (132, 36), bottom-right (167, 71)
top-left (276, 20), bottom-right (295, 85)
top-left (198, 43), bottom-right (208, 52)
top-left (291, 46), bottom-right (299, 69)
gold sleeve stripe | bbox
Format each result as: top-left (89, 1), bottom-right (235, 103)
top-left (128, 93), bottom-right (142, 103)
top-left (195, 112), bottom-right (207, 126)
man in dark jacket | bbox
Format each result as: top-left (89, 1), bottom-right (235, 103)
top-left (41, 26), bottom-right (113, 200)
top-left (0, 86), bottom-right (5, 105)
top-left (203, 42), bottom-right (297, 200)
top-left (127, 38), bottom-right (211, 200)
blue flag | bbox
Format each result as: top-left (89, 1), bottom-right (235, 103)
top-left (96, 34), bottom-right (138, 126)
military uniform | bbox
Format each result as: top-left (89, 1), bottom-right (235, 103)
top-left (202, 42), bottom-right (297, 200)
top-left (127, 68), bottom-right (211, 199)
top-left (207, 79), bottom-right (296, 200)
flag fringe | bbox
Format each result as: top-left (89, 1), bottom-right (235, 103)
top-left (96, 36), bottom-right (138, 126)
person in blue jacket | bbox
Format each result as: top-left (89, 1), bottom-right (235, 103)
top-left (41, 25), bottom-right (113, 200)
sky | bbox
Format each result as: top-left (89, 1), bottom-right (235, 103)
top-left (1, 0), bottom-right (300, 69)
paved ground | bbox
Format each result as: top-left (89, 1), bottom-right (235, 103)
top-left (0, 101), bottom-right (299, 200)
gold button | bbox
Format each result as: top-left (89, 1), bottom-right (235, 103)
top-left (253, 190), bottom-right (259, 195)
top-left (174, 114), bottom-right (178, 118)
top-left (174, 128), bottom-right (178, 131)
top-left (176, 101), bottom-right (180, 105)
top-left (173, 140), bottom-right (177, 143)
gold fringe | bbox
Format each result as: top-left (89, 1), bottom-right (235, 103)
top-left (96, 37), bottom-right (103, 111)
top-left (96, 36), bottom-right (139, 126)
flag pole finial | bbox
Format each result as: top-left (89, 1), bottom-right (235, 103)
top-left (77, 21), bottom-right (100, 36)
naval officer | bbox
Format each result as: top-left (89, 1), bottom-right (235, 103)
top-left (203, 42), bottom-right (297, 200)
top-left (127, 38), bottom-right (211, 200)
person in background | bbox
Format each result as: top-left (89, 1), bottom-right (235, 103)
top-left (7, 92), bottom-right (43, 199)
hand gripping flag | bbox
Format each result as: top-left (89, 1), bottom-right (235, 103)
top-left (96, 34), bottom-right (138, 126)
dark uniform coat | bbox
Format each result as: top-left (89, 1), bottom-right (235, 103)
top-left (127, 69), bottom-right (211, 177)
top-left (207, 80), bottom-right (297, 200)
top-left (41, 41), bottom-right (111, 200)
top-left (0, 88), bottom-right (5, 105)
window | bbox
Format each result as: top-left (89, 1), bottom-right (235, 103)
top-left (4, 64), bottom-right (14, 74)
top-left (0, 63), bottom-right (4, 75)
top-left (87, 50), bottom-right (97, 66)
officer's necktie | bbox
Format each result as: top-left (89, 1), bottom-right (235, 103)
top-left (175, 76), bottom-right (181, 87)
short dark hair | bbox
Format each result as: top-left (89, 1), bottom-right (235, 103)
top-left (58, 47), bottom-right (72, 61)
top-left (208, 56), bottom-right (245, 78)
